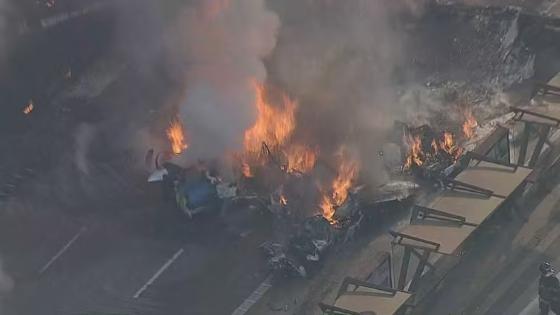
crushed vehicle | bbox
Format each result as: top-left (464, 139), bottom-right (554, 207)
top-left (260, 215), bottom-right (333, 278)
top-left (146, 152), bottom-right (237, 219)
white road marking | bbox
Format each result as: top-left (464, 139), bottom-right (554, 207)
top-left (133, 248), bottom-right (184, 299)
top-left (231, 275), bottom-right (273, 315)
top-left (39, 227), bottom-right (86, 274)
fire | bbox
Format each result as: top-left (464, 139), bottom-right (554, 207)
top-left (280, 194), bottom-right (288, 206)
top-left (320, 152), bottom-right (359, 224)
top-left (244, 82), bottom-right (297, 154)
top-left (23, 100), bottom-right (34, 115)
top-left (320, 195), bottom-right (337, 223)
top-left (462, 108), bottom-right (478, 139)
top-left (403, 131), bottom-right (464, 170)
top-left (332, 159), bottom-right (358, 205)
top-left (242, 162), bottom-right (253, 178)
top-left (166, 119), bottom-right (188, 155)
top-left (431, 139), bottom-right (438, 154)
top-left (440, 132), bottom-right (463, 159)
top-left (404, 135), bottom-right (424, 170)
top-left (284, 144), bottom-right (317, 174)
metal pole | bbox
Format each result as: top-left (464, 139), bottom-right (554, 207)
top-left (517, 122), bottom-right (530, 166)
top-left (397, 247), bottom-right (412, 290)
top-left (408, 249), bottom-right (431, 292)
top-left (529, 125), bottom-right (551, 168)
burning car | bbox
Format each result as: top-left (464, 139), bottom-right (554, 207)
top-left (147, 156), bottom-right (237, 219)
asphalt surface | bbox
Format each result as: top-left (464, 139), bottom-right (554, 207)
top-left (0, 4), bottom-right (273, 315)
top-left (6, 2), bottom-right (560, 315)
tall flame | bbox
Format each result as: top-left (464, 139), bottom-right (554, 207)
top-left (404, 135), bottom-right (424, 170)
top-left (440, 132), bottom-right (463, 159)
top-left (244, 82), bottom-right (297, 154)
top-left (284, 144), bottom-right (317, 174)
top-left (331, 159), bottom-right (358, 206)
top-left (462, 108), bottom-right (478, 139)
top-left (320, 195), bottom-right (337, 223)
top-left (320, 151), bottom-right (359, 224)
top-left (166, 119), bottom-right (189, 155)
top-left (242, 162), bottom-right (253, 178)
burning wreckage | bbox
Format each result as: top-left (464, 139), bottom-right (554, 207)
top-left (147, 148), bottom-right (420, 278)
top-left (148, 132), bottom-right (476, 277)
top-left (144, 78), bottom-right (482, 278)
top-left (140, 84), bottom-right (424, 276)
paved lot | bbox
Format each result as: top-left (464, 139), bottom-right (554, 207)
top-left (0, 4), bottom-right (272, 314)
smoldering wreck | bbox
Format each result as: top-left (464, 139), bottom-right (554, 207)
top-left (137, 1), bottom-right (560, 283)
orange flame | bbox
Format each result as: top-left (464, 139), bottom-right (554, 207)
top-left (404, 135), bottom-right (424, 170)
top-left (431, 139), bottom-right (438, 154)
top-left (242, 162), bottom-right (253, 178)
top-left (320, 151), bottom-right (359, 224)
top-left (332, 159), bottom-right (358, 205)
top-left (462, 109), bottom-right (478, 139)
top-left (320, 195), bottom-right (337, 223)
top-left (280, 194), bottom-right (288, 206)
top-left (404, 131), bottom-right (464, 170)
top-left (166, 119), bottom-right (188, 155)
top-left (244, 81), bottom-right (297, 154)
top-left (284, 144), bottom-right (317, 174)
top-left (440, 132), bottom-right (463, 159)
top-left (23, 100), bottom-right (34, 115)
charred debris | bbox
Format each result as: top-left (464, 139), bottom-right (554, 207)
top-left (146, 2), bottom-right (560, 279)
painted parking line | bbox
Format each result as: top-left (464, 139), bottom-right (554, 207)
top-left (231, 274), bottom-right (273, 315)
top-left (39, 227), bottom-right (86, 274)
top-left (133, 248), bottom-right (185, 299)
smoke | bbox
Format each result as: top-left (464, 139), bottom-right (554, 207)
top-left (151, 0), bottom-right (531, 186)
top-left (171, 0), bottom-right (280, 160)
top-left (74, 123), bottom-right (96, 175)
top-left (264, 0), bottom-right (423, 184)
top-left (162, 0), bottom-right (431, 184)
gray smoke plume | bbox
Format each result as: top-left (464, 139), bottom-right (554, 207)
top-left (171, 0), bottom-right (280, 160)
top-left (74, 123), bottom-right (96, 175)
top-left (265, 0), bottom-right (422, 184)
top-left (135, 0), bottom-right (533, 186)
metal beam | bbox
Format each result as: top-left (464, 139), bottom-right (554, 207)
top-left (512, 106), bottom-right (560, 127)
top-left (411, 249), bottom-right (435, 272)
top-left (529, 125), bottom-right (551, 168)
top-left (397, 247), bottom-right (412, 290)
top-left (467, 151), bottom-right (518, 170)
top-left (517, 122), bottom-right (530, 166)
top-left (408, 249), bottom-right (431, 292)
top-left (412, 205), bottom-right (473, 227)
top-left (442, 178), bottom-right (503, 198)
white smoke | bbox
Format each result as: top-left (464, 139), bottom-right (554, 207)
top-left (265, 1), bottom-right (420, 184)
top-left (172, 0), bottom-right (280, 160)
